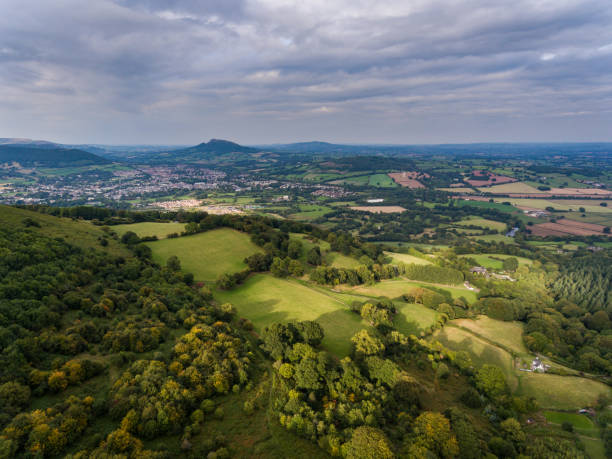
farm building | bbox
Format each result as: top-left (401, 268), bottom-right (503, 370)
top-left (470, 266), bottom-right (488, 275)
top-left (531, 358), bottom-right (550, 373)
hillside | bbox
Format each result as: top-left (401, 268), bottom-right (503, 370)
top-left (0, 145), bottom-right (109, 167)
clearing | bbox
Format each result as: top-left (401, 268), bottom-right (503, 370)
top-left (146, 228), bottom-right (263, 281)
top-left (347, 279), bottom-right (478, 303)
top-left (459, 253), bottom-right (533, 270)
top-left (215, 274), bottom-right (369, 356)
top-left (113, 222), bottom-right (186, 239)
top-left (385, 251), bottom-right (432, 265)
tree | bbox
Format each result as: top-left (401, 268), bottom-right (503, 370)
top-left (166, 256), bottom-right (181, 272)
top-left (287, 240), bottom-right (303, 259)
top-left (341, 426), bottom-right (394, 459)
top-left (306, 247), bottom-right (322, 266)
top-left (475, 365), bottom-right (508, 399)
top-left (351, 330), bottom-right (385, 356)
top-left (288, 260), bottom-right (304, 277)
top-left (271, 257), bottom-right (288, 278)
top-left (502, 257), bottom-right (518, 272)
top-left (408, 411), bottom-right (459, 458)
top-left (120, 231), bottom-right (140, 245)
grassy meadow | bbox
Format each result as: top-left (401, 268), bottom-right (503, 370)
top-left (395, 302), bottom-right (441, 336)
top-left (349, 279), bottom-right (478, 303)
top-left (113, 221), bottom-right (186, 239)
top-left (146, 228), bottom-right (262, 281)
top-left (215, 274), bottom-right (369, 356)
top-left (459, 253), bottom-right (532, 270)
top-left (385, 251), bottom-right (432, 265)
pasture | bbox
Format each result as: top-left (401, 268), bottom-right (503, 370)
top-left (215, 274), bottom-right (368, 356)
top-left (459, 253), bottom-right (532, 270)
top-left (455, 217), bottom-right (506, 231)
top-left (478, 182), bottom-right (538, 194)
top-left (349, 279), bottom-right (478, 303)
top-left (289, 205), bottom-right (332, 221)
top-left (146, 228), bottom-right (262, 281)
top-left (434, 326), bottom-right (518, 390)
top-left (395, 302), bottom-right (441, 336)
top-left (350, 206), bottom-right (406, 213)
top-left (517, 373), bottom-right (611, 410)
top-left (544, 411), bottom-right (596, 432)
top-left (453, 317), bottom-right (528, 355)
top-left (113, 222), bottom-right (186, 239)
top-left (385, 251), bottom-right (432, 265)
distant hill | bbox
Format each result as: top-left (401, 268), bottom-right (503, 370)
top-left (0, 138), bottom-right (60, 148)
top-left (147, 139), bottom-right (261, 163)
top-left (0, 145), bottom-right (109, 167)
top-left (179, 139), bottom-right (259, 155)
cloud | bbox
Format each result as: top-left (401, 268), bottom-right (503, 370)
top-left (0, 0), bottom-right (611, 143)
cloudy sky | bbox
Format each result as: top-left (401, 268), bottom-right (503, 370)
top-left (1, 0), bottom-right (612, 144)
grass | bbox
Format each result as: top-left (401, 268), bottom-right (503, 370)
top-left (455, 217), bottom-right (507, 231)
top-left (434, 319), bottom-right (611, 411)
top-left (113, 222), bottom-right (186, 239)
top-left (453, 317), bottom-right (528, 355)
top-left (146, 228), bottom-right (263, 281)
top-left (458, 253), bottom-right (532, 270)
top-left (478, 182), bottom-right (541, 194)
top-left (348, 279), bottom-right (478, 303)
top-left (395, 302), bottom-right (441, 336)
top-left (327, 252), bottom-right (362, 269)
top-left (368, 173), bottom-right (398, 188)
top-left (434, 326), bottom-right (518, 390)
top-left (385, 251), bottom-right (432, 265)
top-left (215, 274), bottom-right (369, 357)
top-left (457, 200), bottom-right (519, 213)
top-left (544, 411), bottom-right (596, 431)
top-left (289, 205), bottom-right (332, 221)
top-left (517, 373), bottom-right (611, 410)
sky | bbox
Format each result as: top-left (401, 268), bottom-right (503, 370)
top-left (1, 0), bottom-right (612, 145)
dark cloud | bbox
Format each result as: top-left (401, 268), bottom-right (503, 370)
top-left (0, 0), bottom-right (611, 143)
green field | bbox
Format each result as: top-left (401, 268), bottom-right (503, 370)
top-left (457, 200), bottom-right (519, 213)
top-left (327, 252), bottom-right (362, 269)
top-left (455, 217), bottom-right (507, 231)
top-left (518, 373), bottom-right (611, 410)
top-left (215, 274), bottom-right (369, 356)
top-left (395, 302), bottom-right (441, 336)
top-left (113, 222), bottom-right (186, 239)
top-left (367, 173), bottom-right (397, 188)
top-left (385, 251), bottom-right (432, 265)
top-left (435, 322), bottom-right (611, 410)
top-left (289, 205), bottom-right (332, 221)
top-left (435, 326), bottom-right (518, 389)
top-left (544, 411), bottom-right (596, 432)
top-left (146, 228), bottom-right (262, 281)
top-left (478, 182), bottom-right (540, 194)
top-left (350, 279), bottom-right (478, 303)
top-left (453, 317), bottom-right (528, 355)
top-left (459, 253), bottom-right (532, 270)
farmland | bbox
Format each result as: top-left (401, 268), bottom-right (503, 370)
top-left (350, 205), bottom-right (406, 213)
top-left (388, 171), bottom-right (426, 188)
top-left (147, 228), bottom-right (263, 281)
top-left (530, 219), bottom-right (611, 237)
